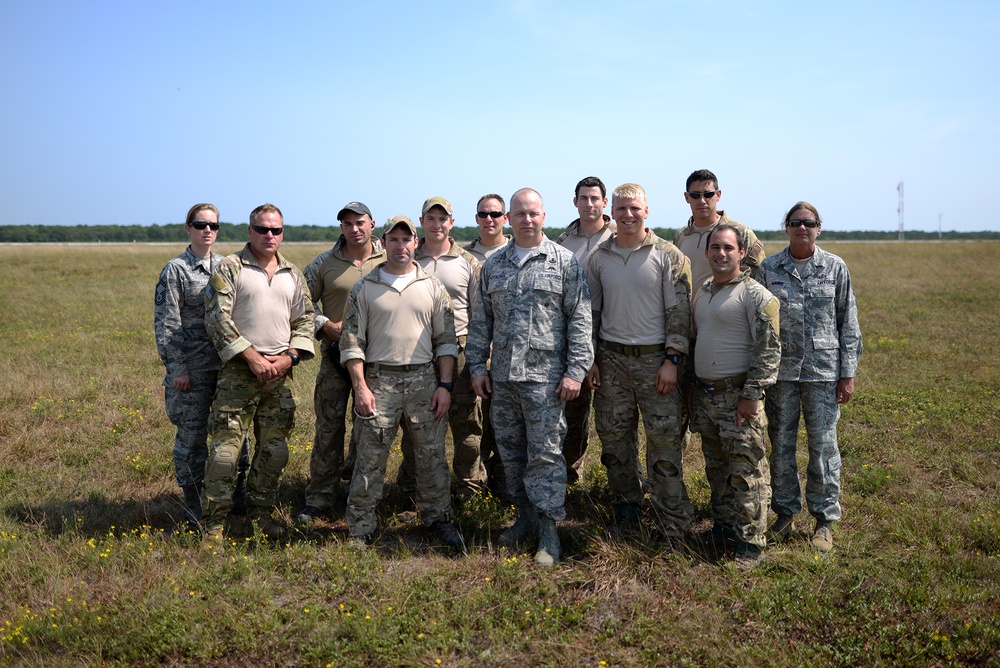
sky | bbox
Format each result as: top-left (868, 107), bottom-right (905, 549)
top-left (2, 1), bottom-right (998, 233)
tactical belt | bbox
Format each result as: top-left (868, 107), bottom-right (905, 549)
top-left (601, 340), bottom-right (665, 357)
top-left (371, 362), bottom-right (432, 373)
top-left (696, 372), bottom-right (749, 395)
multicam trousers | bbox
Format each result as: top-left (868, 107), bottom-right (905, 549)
top-left (562, 388), bottom-right (592, 484)
top-left (202, 360), bottom-right (297, 529)
top-left (304, 345), bottom-right (358, 511)
top-left (346, 363), bottom-right (451, 537)
top-left (594, 347), bottom-right (694, 536)
top-left (398, 342), bottom-right (487, 497)
top-left (691, 387), bottom-right (771, 547)
top-left (491, 380), bottom-right (568, 522)
top-left (766, 380), bottom-right (842, 523)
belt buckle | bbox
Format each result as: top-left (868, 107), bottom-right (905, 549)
top-left (630, 345), bottom-right (641, 356)
top-left (703, 382), bottom-right (716, 394)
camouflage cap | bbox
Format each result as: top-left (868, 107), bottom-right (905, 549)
top-left (383, 215), bottom-right (417, 237)
top-left (337, 201), bottom-right (372, 221)
top-left (421, 196), bottom-right (454, 217)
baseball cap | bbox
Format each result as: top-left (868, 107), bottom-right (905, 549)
top-left (382, 215), bottom-right (417, 237)
top-left (421, 196), bottom-right (454, 217)
top-left (337, 201), bottom-right (372, 221)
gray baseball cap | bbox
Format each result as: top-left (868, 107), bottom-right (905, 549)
top-left (337, 201), bottom-right (372, 221)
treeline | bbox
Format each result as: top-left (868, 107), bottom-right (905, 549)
top-left (1, 224), bottom-right (997, 244)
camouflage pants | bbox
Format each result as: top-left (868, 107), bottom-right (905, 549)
top-left (594, 347), bottom-right (694, 536)
top-left (164, 369), bottom-right (217, 488)
top-left (491, 380), bottom-right (567, 522)
top-left (202, 361), bottom-right (296, 529)
top-left (398, 342), bottom-right (487, 496)
top-left (562, 387), bottom-right (592, 484)
top-left (480, 393), bottom-right (506, 496)
top-left (346, 363), bottom-right (450, 537)
top-left (766, 380), bottom-right (842, 522)
top-left (304, 348), bottom-right (359, 510)
top-left (691, 389), bottom-right (771, 547)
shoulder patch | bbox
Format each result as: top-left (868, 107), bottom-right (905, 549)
top-left (763, 297), bottom-right (780, 322)
top-left (209, 272), bottom-right (231, 294)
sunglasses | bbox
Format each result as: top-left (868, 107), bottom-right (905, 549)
top-left (787, 219), bottom-right (820, 228)
top-left (190, 221), bottom-right (220, 231)
top-left (251, 225), bottom-right (284, 235)
top-left (686, 191), bottom-right (718, 200)
top-left (477, 211), bottom-right (505, 219)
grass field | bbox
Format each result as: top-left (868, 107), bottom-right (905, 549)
top-left (1, 241), bottom-right (998, 666)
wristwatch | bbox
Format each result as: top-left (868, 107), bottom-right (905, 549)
top-left (287, 351), bottom-right (301, 366)
top-left (437, 381), bottom-right (455, 392)
top-left (664, 353), bottom-right (684, 366)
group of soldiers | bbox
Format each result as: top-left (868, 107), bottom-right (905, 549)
top-left (154, 169), bottom-right (861, 571)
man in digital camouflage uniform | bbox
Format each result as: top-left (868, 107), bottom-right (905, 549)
top-left (467, 188), bottom-right (593, 567)
top-left (587, 183), bottom-right (694, 542)
top-left (555, 176), bottom-right (614, 484)
top-left (757, 201), bottom-right (861, 553)
top-left (688, 224), bottom-right (780, 570)
top-left (297, 201), bottom-right (385, 525)
top-left (340, 215), bottom-right (464, 552)
top-left (201, 203), bottom-right (315, 544)
top-left (397, 197), bottom-right (486, 501)
top-left (674, 168), bottom-right (766, 289)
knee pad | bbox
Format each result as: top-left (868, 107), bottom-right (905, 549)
top-left (206, 448), bottom-right (238, 480)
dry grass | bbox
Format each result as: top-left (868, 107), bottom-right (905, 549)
top-left (1, 241), bottom-right (998, 666)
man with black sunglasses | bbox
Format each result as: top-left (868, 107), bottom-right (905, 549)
top-left (675, 169), bottom-right (766, 289)
top-left (297, 202), bottom-right (385, 526)
top-left (555, 176), bottom-right (615, 485)
top-left (201, 203), bottom-right (316, 545)
top-left (465, 194), bottom-right (510, 263)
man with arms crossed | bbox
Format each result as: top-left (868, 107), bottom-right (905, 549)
top-left (688, 224), bottom-right (780, 570)
top-left (297, 202), bottom-right (385, 525)
top-left (397, 197), bottom-right (487, 500)
top-left (555, 176), bottom-right (615, 484)
top-left (674, 169), bottom-right (766, 289)
top-left (588, 183), bottom-right (694, 542)
top-left (467, 188), bottom-right (593, 567)
top-left (340, 216), bottom-right (464, 552)
top-left (202, 204), bottom-right (316, 543)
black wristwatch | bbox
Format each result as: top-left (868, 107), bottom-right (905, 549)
top-left (287, 351), bottom-right (301, 366)
top-left (437, 381), bottom-right (455, 392)
top-left (664, 353), bottom-right (684, 366)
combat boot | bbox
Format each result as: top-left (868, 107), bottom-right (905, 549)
top-left (812, 520), bottom-right (834, 552)
top-left (429, 520), bottom-right (466, 553)
top-left (768, 514), bottom-right (794, 543)
top-left (734, 541), bottom-right (765, 571)
top-left (499, 501), bottom-right (537, 548)
top-left (252, 511), bottom-right (287, 542)
top-left (535, 514), bottom-right (561, 567)
top-left (181, 484), bottom-right (203, 533)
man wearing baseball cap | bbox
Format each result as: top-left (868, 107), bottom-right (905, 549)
top-left (397, 197), bottom-right (487, 504)
top-left (339, 215), bottom-right (465, 552)
top-left (297, 201), bottom-right (385, 525)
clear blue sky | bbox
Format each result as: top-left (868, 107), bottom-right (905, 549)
top-left (2, 1), bottom-right (997, 232)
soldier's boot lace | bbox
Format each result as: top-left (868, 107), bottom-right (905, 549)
top-left (812, 520), bottom-right (834, 552)
top-left (534, 514), bottom-right (561, 567)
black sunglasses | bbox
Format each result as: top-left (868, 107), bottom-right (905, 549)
top-left (477, 211), bottom-right (505, 219)
top-left (787, 219), bottom-right (820, 228)
top-left (686, 191), bottom-right (718, 200)
top-left (190, 221), bottom-right (220, 231)
top-left (251, 225), bottom-right (284, 235)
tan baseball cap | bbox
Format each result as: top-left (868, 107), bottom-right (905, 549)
top-left (382, 215), bottom-right (417, 237)
top-left (421, 196), bottom-right (454, 217)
